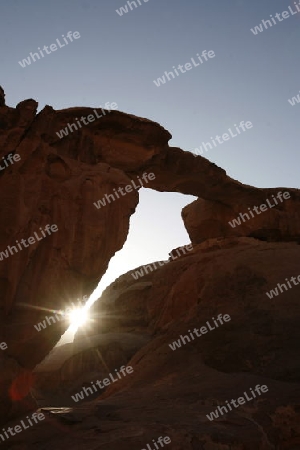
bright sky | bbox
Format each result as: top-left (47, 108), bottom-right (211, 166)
top-left (2, 0), bottom-right (300, 342)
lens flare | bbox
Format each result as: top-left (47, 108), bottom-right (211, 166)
top-left (68, 308), bottom-right (88, 329)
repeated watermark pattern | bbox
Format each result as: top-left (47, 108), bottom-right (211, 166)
top-left (93, 172), bottom-right (156, 209)
top-left (206, 385), bottom-right (269, 421)
top-left (0, 412), bottom-right (45, 443)
top-left (288, 90), bottom-right (300, 106)
top-left (0, 225), bottom-right (58, 261)
top-left (250, 3), bottom-right (300, 35)
top-left (153, 50), bottom-right (215, 87)
top-left (18, 32), bottom-right (81, 68)
top-left (131, 244), bottom-right (193, 280)
top-left (140, 436), bottom-right (171, 450)
top-left (0, 153), bottom-right (21, 171)
top-left (169, 314), bottom-right (231, 351)
top-left (228, 192), bottom-right (291, 228)
top-left (266, 275), bottom-right (300, 299)
top-left (0, 342), bottom-right (8, 351)
top-left (71, 365), bottom-right (134, 402)
top-left (2, 1), bottom-right (298, 445)
top-left (33, 296), bottom-right (88, 332)
top-left (116, 0), bottom-right (150, 16)
top-left (55, 102), bottom-right (118, 139)
top-left (193, 121), bottom-right (253, 157)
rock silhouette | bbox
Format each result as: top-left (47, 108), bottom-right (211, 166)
top-left (0, 89), bottom-right (299, 448)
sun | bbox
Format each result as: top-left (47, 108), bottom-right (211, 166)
top-left (68, 307), bottom-right (88, 329)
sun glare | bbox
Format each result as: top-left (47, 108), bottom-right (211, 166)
top-left (68, 308), bottom-right (88, 329)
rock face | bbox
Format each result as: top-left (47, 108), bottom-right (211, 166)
top-left (84, 237), bottom-right (300, 383)
top-left (7, 237), bottom-right (300, 449)
top-left (0, 91), bottom-right (239, 420)
top-left (1, 89), bottom-right (300, 447)
top-left (183, 194), bottom-right (300, 244)
top-left (0, 86), bottom-right (5, 107)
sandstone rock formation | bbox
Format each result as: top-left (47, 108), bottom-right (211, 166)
top-left (1, 88), bottom-right (300, 448)
top-left (6, 237), bottom-right (300, 449)
top-left (183, 194), bottom-right (300, 244)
